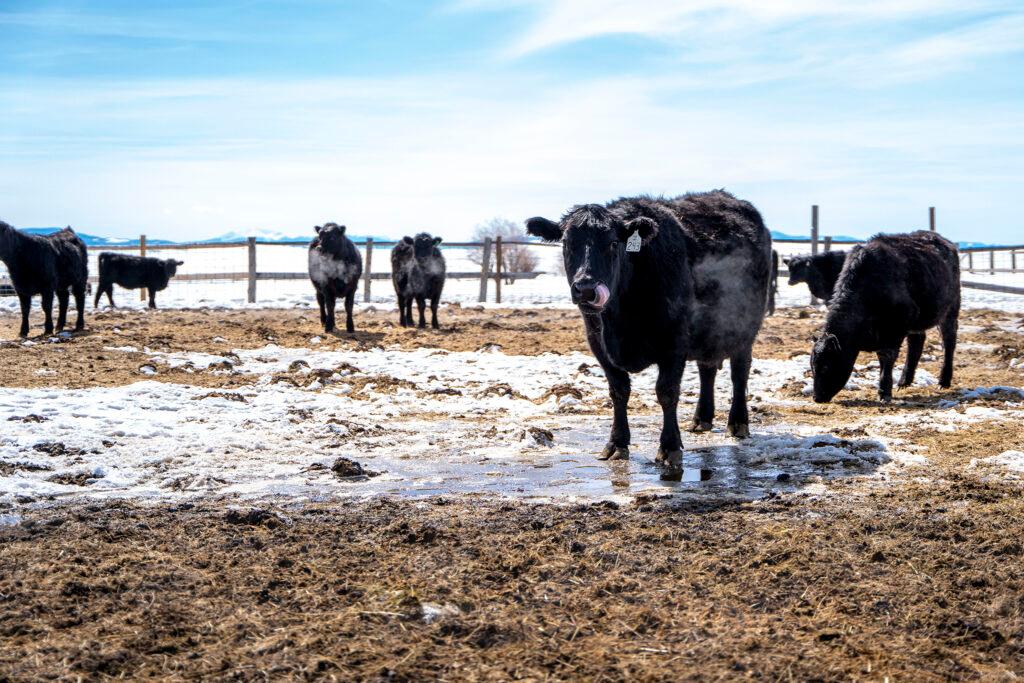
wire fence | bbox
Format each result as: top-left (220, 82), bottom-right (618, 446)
top-left (2, 230), bottom-right (1023, 307)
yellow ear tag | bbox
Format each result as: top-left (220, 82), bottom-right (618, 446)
top-left (626, 231), bottom-right (642, 253)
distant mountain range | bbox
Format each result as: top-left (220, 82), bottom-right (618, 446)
top-left (19, 226), bottom-right (1003, 250)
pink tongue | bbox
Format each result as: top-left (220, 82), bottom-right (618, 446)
top-left (593, 284), bottom-right (610, 308)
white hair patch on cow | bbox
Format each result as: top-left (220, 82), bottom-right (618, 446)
top-left (309, 247), bottom-right (356, 285)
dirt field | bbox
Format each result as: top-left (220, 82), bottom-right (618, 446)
top-left (1, 305), bottom-right (1023, 680)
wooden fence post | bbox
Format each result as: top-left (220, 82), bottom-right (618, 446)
top-left (478, 238), bottom-right (492, 303)
top-left (823, 236), bottom-right (832, 253)
top-left (990, 248), bottom-right (996, 275)
top-left (968, 251), bottom-right (974, 272)
top-left (1013, 250), bottom-right (1018, 273)
top-left (929, 206), bottom-right (936, 232)
top-left (494, 236), bottom-right (503, 304)
top-left (810, 205), bottom-right (819, 255)
top-left (363, 238), bottom-right (373, 303)
top-left (247, 237), bottom-right (257, 303)
top-left (139, 234), bottom-right (147, 301)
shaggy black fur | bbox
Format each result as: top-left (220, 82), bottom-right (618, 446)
top-left (308, 223), bottom-right (363, 333)
top-left (0, 221), bottom-right (88, 337)
top-left (391, 233), bottom-right (445, 329)
top-left (526, 190), bottom-right (772, 478)
top-left (812, 231), bottom-right (960, 403)
top-left (95, 253), bottom-right (184, 309)
top-left (785, 250), bottom-right (847, 302)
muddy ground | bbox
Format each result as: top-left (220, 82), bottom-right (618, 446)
top-left (1, 305), bottom-right (1023, 680)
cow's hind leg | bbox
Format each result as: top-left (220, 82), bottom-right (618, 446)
top-left (727, 350), bottom-right (752, 438)
top-left (94, 281), bottom-right (104, 308)
top-left (877, 346), bottom-right (901, 402)
top-left (56, 289), bottom-right (69, 331)
top-left (655, 358), bottom-right (685, 477)
top-left (73, 284), bottom-right (86, 330)
top-left (18, 294), bottom-right (31, 337)
top-left (939, 305), bottom-right (959, 389)
top-left (106, 285), bottom-right (114, 308)
top-left (898, 332), bottom-right (925, 388)
top-left (40, 290), bottom-right (54, 335)
top-left (598, 366), bottom-right (631, 461)
top-left (691, 363), bottom-right (716, 432)
top-left (344, 289), bottom-right (356, 333)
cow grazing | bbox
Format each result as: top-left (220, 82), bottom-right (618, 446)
top-left (95, 253), bottom-right (184, 309)
top-left (0, 221), bottom-right (88, 337)
top-left (811, 231), bottom-right (960, 403)
top-left (526, 191), bottom-right (772, 477)
top-left (767, 249), bottom-right (779, 315)
top-left (784, 250), bottom-right (847, 303)
top-left (308, 222), bottom-right (363, 333)
top-left (390, 232), bottom-right (445, 328)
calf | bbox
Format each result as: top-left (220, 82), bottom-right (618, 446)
top-left (526, 191), bottom-right (772, 478)
top-left (0, 221), bottom-right (88, 337)
top-left (390, 233), bottom-right (445, 328)
top-left (811, 231), bottom-right (960, 403)
top-left (784, 250), bottom-right (847, 303)
top-left (95, 252), bottom-right (184, 309)
top-left (308, 222), bottom-right (363, 333)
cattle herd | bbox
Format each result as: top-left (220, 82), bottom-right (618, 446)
top-left (1, 192), bottom-right (962, 479)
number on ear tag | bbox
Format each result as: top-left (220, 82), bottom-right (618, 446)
top-left (625, 231), bottom-right (642, 253)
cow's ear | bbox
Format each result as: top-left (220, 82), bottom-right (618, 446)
top-left (338, 225), bottom-right (347, 235)
top-left (622, 216), bottom-right (658, 246)
top-left (433, 236), bottom-right (442, 246)
top-left (525, 217), bottom-right (563, 242)
top-left (176, 260), bottom-right (184, 266)
top-left (783, 257), bottom-right (791, 266)
top-left (314, 225), bottom-right (322, 234)
top-left (402, 236), bottom-right (413, 245)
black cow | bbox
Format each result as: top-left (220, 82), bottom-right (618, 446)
top-left (767, 249), bottom-right (779, 315)
top-left (784, 250), bottom-right (847, 303)
top-left (308, 222), bottom-right (363, 333)
top-left (391, 233), bottom-right (445, 328)
top-left (95, 252), bottom-right (184, 309)
top-left (526, 191), bottom-right (772, 477)
top-left (811, 231), bottom-right (960, 403)
top-left (0, 222), bottom-right (88, 337)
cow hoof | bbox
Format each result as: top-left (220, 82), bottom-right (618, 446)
top-left (689, 421), bottom-right (712, 433)
top-left (598, 443), bottom-right (629, 461)
top-left (655, 448), bottom-right (683, 467)
top-left (878, 394), bottom-right (892, 403)
top-left (728, 423), bottom-right (750, 439)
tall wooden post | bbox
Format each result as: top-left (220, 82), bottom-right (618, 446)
top-left (494, 236), bottom-right (503, 304)
top-left (478, 238), bottom-right (492, 303)
top-left (247, 237), bottom-right (257, 303)
top-left (929, 206), bottom-right (936, 232)
top-left (363, 238), bottom-right (373, 303)
top-left (810, 205), bottom-right (819, 255)
top-left (139, 234), bottom-right (147, 301)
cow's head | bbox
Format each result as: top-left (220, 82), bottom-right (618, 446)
top-left (315, 223), bottom-right (347, 251)
top-left (526, 206), bottom-right (657, 314)
top-left (410, 232), bottom-right (441, 260)
top-left (164, 259), bottom-right (184, 277)
top-left (784, 255), bottom-right (810, 285)
top-left (810, 333), bottom-right (858, 403)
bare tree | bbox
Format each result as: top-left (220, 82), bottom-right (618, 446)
top-left (468, 217), bottom-right (539, 284)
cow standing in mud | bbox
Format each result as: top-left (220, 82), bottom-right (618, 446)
top-left (391, 233), bottom-right (445, 329)
top-left (308, 223), bottom-right (363, 333)
top-left (811, 231), bottom-right (960, 403)
top-left (0, 221), bottom-right (88, 337)
top-left (526, 191), bottom-right (772, 478)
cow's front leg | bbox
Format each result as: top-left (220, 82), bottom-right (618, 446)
top-left (877, 346), bottom-right (900, 402)
top-left (655, 358), bottom-right (685, 474)
top-left (323, 291), bottom-right (337, 333)
top-left (18, 294), bottom-right (31, 337)
top-left (430, 297), bottom-right (440, 329)
top-left (692, 362), bottom-right (716, 432)
top-left (416, 296), bottom-right (427, 328)
top-left (41, 290), bottom-right (54, 335)
top-left (598, 366), bottom-right (631, 461)
top-left (727, 350), bottom-right (752, 438)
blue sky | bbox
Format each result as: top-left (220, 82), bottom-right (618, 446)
top-left (1, 1), bottom-right (1022, 242)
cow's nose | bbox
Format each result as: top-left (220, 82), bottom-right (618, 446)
top-left (571, 282), bottom-right (597, 305)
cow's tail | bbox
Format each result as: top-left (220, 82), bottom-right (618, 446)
top-left (767, 249), bottom-right (779, 316)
